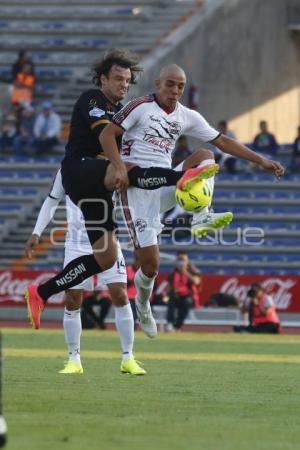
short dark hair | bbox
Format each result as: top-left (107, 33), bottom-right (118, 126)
top-left (91, 49), bottom-right (143, 87)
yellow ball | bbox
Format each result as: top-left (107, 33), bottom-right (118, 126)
top-left (175, 179), bottom-right (212, 212)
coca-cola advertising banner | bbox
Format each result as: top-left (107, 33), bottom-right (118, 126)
top-left (157, 273), bottom-right (300, 312)
top-left (0, 270), bottom-right (299, 312)
top-left (0, 270), bottom-right (64, 307)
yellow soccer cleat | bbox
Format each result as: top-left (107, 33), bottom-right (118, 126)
top-left (59, 360), bottom-right (83, 374)
top-left (120, 357), bottom-right (146, 376)
top-left (191, 211), bottom-right (233, 237)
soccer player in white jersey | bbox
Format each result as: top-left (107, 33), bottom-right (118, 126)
top-left (25, 169), bottom-right (146, 375)
top-left (100, 64), bottom-right (284, 337)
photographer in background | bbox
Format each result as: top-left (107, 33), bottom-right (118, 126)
top-left (165, 252), bottom-right (201, 332)
top-left (234, 282), bottom-right (280, 334)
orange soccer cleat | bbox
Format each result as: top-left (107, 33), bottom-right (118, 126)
top-left (176, 163), bottom-right (219, 192)
top-left (24, 284), bottom-right (45, 329)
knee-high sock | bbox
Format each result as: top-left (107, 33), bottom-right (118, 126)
top-left (199, 158), bottom-right (215, 206)
top-left (114, 303), bottom-right (134, 361)
top-left (63, 308), bottom-right (82, 364)
top-left (38, 254), bottom-right (102, 302)
top-left (193, 158), bottom-right (216, 217)
top-left (134, 268), bottom-right (156, 309)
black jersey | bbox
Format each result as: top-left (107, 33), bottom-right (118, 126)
top-left (64, 88), bottom-right (123, 161)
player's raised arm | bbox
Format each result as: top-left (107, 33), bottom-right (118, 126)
top-left (212, 134), bottom-right (285, 178)
top-left (99, 122), bottom-right (129, 191)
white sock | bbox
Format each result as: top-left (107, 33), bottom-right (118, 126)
top-left (114, 303), bottom-right (134, 361)
top-left (134, 268), bottom-right (156, 309)
top-left (63, 308), bottom-right (82, 364)
top-left (198, 158), bottom-right (215, 168)
top-left (192, 158), bottom-right (215, 220)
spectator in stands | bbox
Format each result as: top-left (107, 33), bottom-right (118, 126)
top-left (33, 101), bottom-right (61, 154)
top-left (289, 125), bottom-right (300, 172)
top-left (212, 120), bottom-right (238, 173)
top-left (187, 83), bottom-right (199, 110)
top-left (13, 103), bottom-right (36, 155)
top-left (253, 120), bottom-right (279, 156)
top-left (233, 282), bottom-right (280, 334)
top-left (172, 135), bottom-right (193, 168)
top-left (11, 63), bottom-right (36, 106)
top-left (0, 112), bottom-right (17, 152)
top-left (11, 49), bottom-right (35, 82)
top-left (81, 290), bottom-right (111, 329)
top-left (165, 251), bottom-right (201, 331)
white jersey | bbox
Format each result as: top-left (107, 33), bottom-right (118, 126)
top-left (112, 94), bottom-right (219, 168)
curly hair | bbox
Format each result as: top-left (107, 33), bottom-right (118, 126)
top-left (91, 49), bottom-right (143, 87)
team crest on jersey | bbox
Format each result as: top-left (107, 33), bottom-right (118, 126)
top-left (89, 107), bottom-right (105, 118)
top-left (143, 116), bottom-right (182, 152)
top-left (135, 219), bottom-right (147, 232)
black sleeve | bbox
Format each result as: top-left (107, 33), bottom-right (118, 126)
top-left (78, 92), bottom-right (111, 137)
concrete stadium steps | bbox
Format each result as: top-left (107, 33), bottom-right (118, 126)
top-left (0, 0), bottom-right (191, 5)
top-left (0, 20), bottom-right (129, 36)
top-left (0, 36), bottom-right (158, 53)
top-left (0, 0), bottom-right (201, 121)
top-left (0, 51), bottom-right (111, 66)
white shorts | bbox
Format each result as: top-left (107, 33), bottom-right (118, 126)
top-left (117, 188), bottom-right (163, 249)
top-left (63, 241), bottom-right (127, 290)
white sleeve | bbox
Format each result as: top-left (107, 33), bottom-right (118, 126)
top-left (112, 100), bottom-right (143, 131)
top-left (48, 169), bottom-right (65, 200)
top-left (183, 109), bottom-right (220, 142)
top-left (32, 170), bottom-right (65, 236)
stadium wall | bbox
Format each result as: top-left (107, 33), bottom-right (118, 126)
top-left (134, 0), bottom-right (300, 143)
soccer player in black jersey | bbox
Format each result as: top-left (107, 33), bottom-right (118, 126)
top-left (24, 49), bottom-right (207, 331)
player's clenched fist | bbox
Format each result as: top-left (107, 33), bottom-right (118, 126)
top-left (25, 234), bottom-right (40, 259)
top-left (260, 159), bottom-right (285, 178)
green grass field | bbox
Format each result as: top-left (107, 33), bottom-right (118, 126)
top-left (3, 328), bottom-right (300, 450)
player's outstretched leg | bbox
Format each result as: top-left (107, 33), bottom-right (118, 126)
top-left (24, 233), bottom-right (117, 329)
top-left (117, 163), bottom-right (220, 191)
